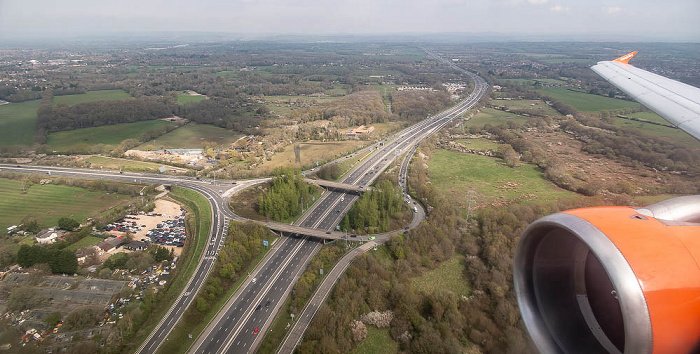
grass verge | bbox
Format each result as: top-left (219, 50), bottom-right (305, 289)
top-left (87, 156), bottom-right (190, 173)
top-left (160, 234), bottom-right (278, 354)
top-left (257, 242), bottom-right (349, 353)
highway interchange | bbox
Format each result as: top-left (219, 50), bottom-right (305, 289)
top-left (0, 53), bottom-right (488, 354)
top-left (190, 67), bottom-right (488, 353)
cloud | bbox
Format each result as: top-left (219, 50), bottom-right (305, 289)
top-left (527, 0), bottom-right (549, 4)
top-left (604, 6), bottom-right (623, 15)
top-left (550, 5), bottom-right (569, 12)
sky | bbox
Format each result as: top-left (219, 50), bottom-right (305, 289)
top-left (0, 0), bottom-right (698, 42)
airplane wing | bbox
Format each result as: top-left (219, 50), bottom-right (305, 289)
top-left (591, 51), bottom-right (700, 140)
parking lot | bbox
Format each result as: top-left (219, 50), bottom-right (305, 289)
top-left (104, 199), bottom-right (187, 257)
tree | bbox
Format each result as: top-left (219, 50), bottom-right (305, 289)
top-left (497, 145), bottom-right (520, 168)
top-left (58, 217), bottom-right (80, 231)
top-left (8, 286), bottom-right (48, 311)
top-left (150, 246), bottom-right (173, 262)
top-left (20, 215), bottom-right (41, 233)
top-left (17, 245), bottom-right (42, 268)
top-left (63, 306), bottom-right (102, 330)
top-left (45, 312), bottom-right (62, 327)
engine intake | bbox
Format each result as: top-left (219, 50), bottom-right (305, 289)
top-left (514, 196), bottom-right (700, 353)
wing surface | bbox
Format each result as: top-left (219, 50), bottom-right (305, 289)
top-left (591, 52), bottom-right (700, 140)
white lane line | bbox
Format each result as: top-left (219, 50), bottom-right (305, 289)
top-left (219, 237), bottom-right (309, 352)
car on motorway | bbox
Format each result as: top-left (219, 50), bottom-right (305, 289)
top-left (253, 327), bottom-right (259, 335)
top-left (255, 304), bottom-right (262, 311)
top-left (251, 277), bottom-right (257, 283)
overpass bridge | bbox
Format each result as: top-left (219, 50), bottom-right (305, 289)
top-left (263, 221), bottom-right (349, 240)
top-left (303, 178), bottom-right (370, 193)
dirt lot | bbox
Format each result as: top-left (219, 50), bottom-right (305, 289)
top-left (0, 274), bottom-right (126, 319)
top-left (107, 199), bottom-right (185, 257)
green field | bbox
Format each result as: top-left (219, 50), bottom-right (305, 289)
top-left (428, 149), bottom-right (575, 211)
top-left (611, 116), bottom-right (700, 147)
top-left (626, 111), bottom-right (672, 125)
top-left (176, 93), bottom-right (206, 105)
top-left (355, 68), bottom-right (405, 78)
top-left (412, 254), bottom-right (470, 296)
top-left (52, 89), bottom-right (132, 106)
top-left (136, 123), bottom-right (241, 149)
top-left (0, 99), bottom-right (41, 146)
top-left (538, 87), bottom-right (641, 112)
top-left (325, 83), bottom-right (350, 96)
top-left (262, 94), bottom-right (340, 116)
top-left (501, 78), bottom-right (567, 85)
top-left (47, 120), bottom-right (178, 152)
top-left (65, 236), bottom-right (103, 251)
top-left (491, 99), bottom-right (562, 117)
top-left (0, 178), bottom-right (129, 233)
top-left (351, 327), bottom-right (398, 354)
top-left (539, 58), bottom-right (594, 64)
top-left (215, 70), bottom-right (238, 78)
top-left (456, 138), bottom-right (501, 151)
top-left (260, 140), bottom-right (366, 173)
top-left (87, 156), bottom-right (189, 173)
top-left (466, 107), bottom-right (531, 127)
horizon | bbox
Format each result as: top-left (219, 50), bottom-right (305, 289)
top-left (1, 0), bottom-right (698, 43)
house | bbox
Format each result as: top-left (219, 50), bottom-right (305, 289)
top-left (345, 125), bottom-right (375, 137)
top-left (97, 237), bottom-right (124, 255)
top-left (35, 228), bottom-right (66, 245)
top-left (75, 247), bottom-right (97, 265)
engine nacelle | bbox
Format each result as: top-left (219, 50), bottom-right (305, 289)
top-left (514, 196), bottom-right (700, 353)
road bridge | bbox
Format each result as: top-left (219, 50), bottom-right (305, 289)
top-left (0, 51), bottom-right (488, 354)
top-left (303, 178), bottom-right (369, 193)
top-left (264, 221), bottom-right (348, 240)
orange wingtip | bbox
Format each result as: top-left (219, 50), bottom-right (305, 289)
top-left (613, 51), bottom-right (638, 64)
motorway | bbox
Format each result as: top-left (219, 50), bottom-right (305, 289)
top-left (189, 65), bottom-right (488, 353)
top-left (0, 53), bottom-right (487, 354)
top-left (278, 241), bottom-right (377, 353)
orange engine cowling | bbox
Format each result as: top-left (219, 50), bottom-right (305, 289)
top-left (514, 195), bottom-right (700, 353)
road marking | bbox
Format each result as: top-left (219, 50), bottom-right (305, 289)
top-left (219, 237), bottom-right (309, 353)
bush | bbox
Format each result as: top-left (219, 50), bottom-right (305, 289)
top-left (58, 217), bottom-right (80, 231)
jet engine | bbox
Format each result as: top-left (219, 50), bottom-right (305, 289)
top-left (514, 195), bottom-right (700, 353)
